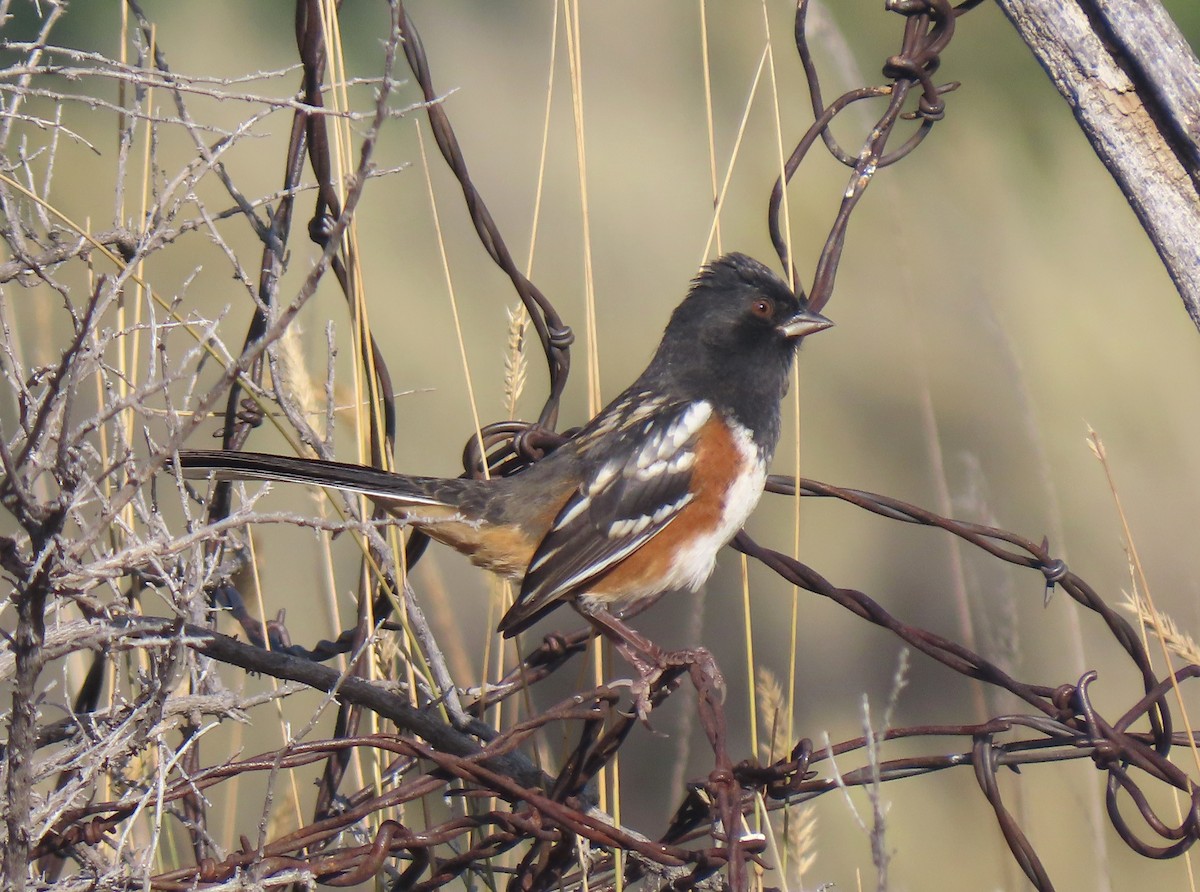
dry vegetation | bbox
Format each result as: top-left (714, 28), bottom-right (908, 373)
top-left (1, 2), bottom-right (1199, 891)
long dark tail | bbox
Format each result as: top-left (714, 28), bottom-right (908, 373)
top-left (174, 449), bottom-right (455, 508)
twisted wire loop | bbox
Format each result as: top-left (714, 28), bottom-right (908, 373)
top-left (208, 0), bottom-right (580, 658)
top-left (772, 0), bottom-right (962, 307)
top-left (727, 501), bottom-right (1200, 885)
top-left (18, 1), bottom-right (1194, 889)
top-left (395, 0), bottom-right (573, 433)
top-left (180, 1), bottom-right (1197, 887)
top-left (972, 734), bottom-right (1055, 889)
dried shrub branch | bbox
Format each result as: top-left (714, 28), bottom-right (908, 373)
top-left (0, 2), bottom-right (1197, 891)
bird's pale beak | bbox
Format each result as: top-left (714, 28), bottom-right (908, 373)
top-left (777, 308), bottom-right (834, 339)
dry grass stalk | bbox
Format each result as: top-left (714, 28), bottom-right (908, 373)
top-left (1120, 590), bottom-right (1200, 665)
top-left (272, 322), bottom-right (326, 442)
top-left (504, 302), bottom-right (529, 420)
top-left (757, 667), bottom-right (819, 886)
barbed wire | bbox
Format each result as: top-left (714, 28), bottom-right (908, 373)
top-left (0, 1), bottom-right (1196, 891)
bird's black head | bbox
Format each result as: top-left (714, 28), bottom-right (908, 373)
top-left (641, 252), bottom-right (833, 448)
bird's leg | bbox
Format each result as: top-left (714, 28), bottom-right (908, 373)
top-left (580, 605), bottom-right (667, 719)
top-left (578, 603), bottom-right (724, 722)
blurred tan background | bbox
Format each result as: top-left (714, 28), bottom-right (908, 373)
top-left (5, 1), bottom-right (1200, 889)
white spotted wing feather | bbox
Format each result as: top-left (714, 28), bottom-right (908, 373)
top-left (498, 399), bottom-right (713, 634)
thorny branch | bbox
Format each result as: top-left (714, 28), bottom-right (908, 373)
top-left (0, 2), bottom-right (1196, 891)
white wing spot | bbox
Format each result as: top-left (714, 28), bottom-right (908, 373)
top-left (588, 461), bottom-right (620, 495)
top-left (555, 495), bottom-right (591, 528)
top-left (620, 398), bottom-right (662, 430)
top-left (653, 493), bottom-right (692, 524)
top-left (671, 402), bottom-right (712, 452)
top-left (607, 518), bottom-right (634, 538)
top-left (608, 495), bottom-right (691, 541)
top-left (668, 451), bottom-right (696, 474)
top-left (628, 514), bottom-right (653, 536)
top-left (635, 448), bottom-right (696, 481)
top-left (634, 458), bottom-right (667, 480)
top-left (635, 401), bottom-right (711, 470)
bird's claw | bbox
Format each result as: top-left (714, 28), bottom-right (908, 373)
top-left (606, 673), bottom-right (663, 729)
top-left (629, 677), bottom-right (659, 729)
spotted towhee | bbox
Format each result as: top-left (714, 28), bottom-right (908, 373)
top-left (178, 252), bottom-right (832, 713)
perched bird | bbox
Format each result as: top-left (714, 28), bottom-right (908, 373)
top-left (178, 252), bottom-right (832, 713)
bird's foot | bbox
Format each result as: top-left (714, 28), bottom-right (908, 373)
top-left (607, 676), bottom-right (661, 727)
top-left (580, 605), bottom-right (724, 723)
top-left (606, 650), bottom-right (671, 726)
top-left (616, 645), bottom-right (723, 726)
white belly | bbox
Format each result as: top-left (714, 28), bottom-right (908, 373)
top-left (667, 421), bottom-right (767, 593)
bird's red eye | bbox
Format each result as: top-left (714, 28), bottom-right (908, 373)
top-left (751, 298), bottom-right (773, 318)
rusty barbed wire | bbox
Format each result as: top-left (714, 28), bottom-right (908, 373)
top-left (174, 0), bottom-right (1194, 886)
top-left (772, 0), bottom-right (963, 308)
top-left (394, 0), bottom-right (574, 433)
top-left (2, 1), bottom-right (1198, 891)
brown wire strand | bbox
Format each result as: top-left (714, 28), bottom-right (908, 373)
top-left (155, 1), bottom-right (1194, 886)
top-left (10, 2), bottom-right (1198, 890)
